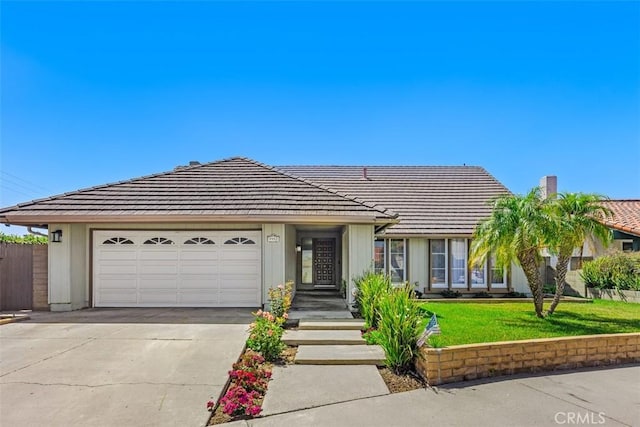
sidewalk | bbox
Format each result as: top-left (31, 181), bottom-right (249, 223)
top-left (228, 365), bottom-right (639, 427)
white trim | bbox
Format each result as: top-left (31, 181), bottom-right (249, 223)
top-left (430, 239), bottom-right (448, 289)
top-left (450, 238), bottom-right (468, 289)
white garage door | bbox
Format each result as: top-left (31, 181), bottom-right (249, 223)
top-left (93, 230), bottom-right (261, 307)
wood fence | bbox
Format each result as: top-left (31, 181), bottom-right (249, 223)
top-left (0, 243), bottom-right (48, 311)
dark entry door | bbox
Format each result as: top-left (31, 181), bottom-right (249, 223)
top-left (313, 239), bottom-right (335, 285)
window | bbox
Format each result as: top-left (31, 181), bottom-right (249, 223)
top-left (143, 237), bottom-right (174, 245)
top-left (184, 237), bottom-right (215, 245)
top-left (389, 239), bottom-right (406, 283)
top-left (430, 239), bottom-right (447, 288)
top-left (622, 241), bottom-right (634, 252)
top-left (489, 255), bottom-right (507, 288)
top-left (450, 239), bottom-right (467, 288)
top-left (301, 238), bottom-right (313, 284)
top-left (224, 237), bottom-right (256, 245)
top-left (103, 237), bottom-right (134, 245)
top-left (374, 238), bottom-right (407, 283)
top-left (470, 260), bottom-right (487, 288)
top-left (374, 239), bottom-right (386, 275)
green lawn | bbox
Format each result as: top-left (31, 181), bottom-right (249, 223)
top-left (421, 300), bottom-right (640, 348)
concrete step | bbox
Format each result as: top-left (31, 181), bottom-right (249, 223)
top-left (298, 319), bottom-right (365, 331)
top-left (295, 344), bottom-right (386, 365)
top-left (283, 329), bottom-right (365, 346)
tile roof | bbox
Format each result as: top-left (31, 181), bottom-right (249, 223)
top-left (278, 165), bottom-right (510, 235)
top-left (599, 200), bottom-right (640, 237)
top-left (0, 157), bottom-right (396, 225)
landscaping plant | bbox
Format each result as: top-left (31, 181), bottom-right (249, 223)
top-left (246, 310), bottom-right (285, 361)
top-left (376, 284), bottom-right (422, 374)
top-left (354, 271), bottom-right (391, 329)
top-left (267, 281), bottom-right (293, 321)
top-left (470, 188), bottom-right (612, 318)
top-left (581, 252), bottom-right (640, 292)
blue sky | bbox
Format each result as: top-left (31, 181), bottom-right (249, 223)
top-left (1, 1), bottom-right (639, 234)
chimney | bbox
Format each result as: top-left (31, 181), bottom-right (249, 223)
top-left (189, 161), bottom-right (201, 166)
top-left (362, 167), bottom-right (369, 180)
top-left (540, 175), bottom-right (557, 199)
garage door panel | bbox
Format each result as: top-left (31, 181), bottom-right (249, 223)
top-left (220, 276), bottom-right (260, 290)
top-left (179, 290), bottom-right (220, 304)
top-left (139, 250), bottom-right (178, 261)
top-left (98, 263), bottom-right (137, 275)
top-left (220, 290), bottom-right (260, 305)
top-left (138, 291), bottom-right (179, 304)
top-left (181, 277), bottom-right (219, 289)
top-left (180, 264), bottom-right (219, 275)
top-left (98, 278), bottom-right (138, 289)
top-left (221, 250), bottom-right (260, 261)
top-left (138, 263), bottom-right (178, 275)
top-left (93, 230), bottom-right (260, 307)
top-left (181, 250), bottom-right (219, 260)
top-left (98, 290), bottom-right (138, 304)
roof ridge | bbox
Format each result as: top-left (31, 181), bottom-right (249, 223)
top-left (237, 158), bottom-right (399, 218)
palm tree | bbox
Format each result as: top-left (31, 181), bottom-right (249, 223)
top-left (470, 188), bottom-right (553, 318)
top-left (545, 193), bottom-right (612, 315)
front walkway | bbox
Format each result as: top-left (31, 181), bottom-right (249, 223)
top-left (229, 365), bottom-right (640, 427)
top-left (0, 308), bottom-right (253, 427)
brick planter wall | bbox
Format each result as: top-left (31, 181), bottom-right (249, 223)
top-left (415, 333), bottom-right (640, 386)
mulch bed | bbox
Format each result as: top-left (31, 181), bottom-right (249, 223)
top-left (378, 367), bottom-right (426, 393)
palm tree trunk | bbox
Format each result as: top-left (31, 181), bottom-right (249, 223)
top-left (518, 250), bottom-right (544, 318)
top-left (547, 252), bottom-right (571, 315)
top-left (578, 245), bottom-right (584, 270)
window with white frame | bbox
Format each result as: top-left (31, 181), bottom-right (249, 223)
top-left (489, 255), bottom-right (507, 288)
top-left (470, 260), bottom-right (487, 288)
top-left (389, 239), bottom-right (406, 283)
top-left (374, 238), bottom-right (407, 283)
top-left (430, 239), bottom-right (447, 288)
top-left (450, 239), bottom-right (467, 288)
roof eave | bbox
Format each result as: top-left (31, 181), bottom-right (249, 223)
top-left (1, 213), bottom-right (399, 226)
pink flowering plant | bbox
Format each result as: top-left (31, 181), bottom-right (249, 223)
top-left (207, 349), bottom-right (272, 420)
top-left (219, 385), bottom-right (262, 417)
top-left (246, 310), bottom-right (285, 361)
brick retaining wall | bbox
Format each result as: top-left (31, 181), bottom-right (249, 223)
top-left (415, 333), bottom-right (640, 385)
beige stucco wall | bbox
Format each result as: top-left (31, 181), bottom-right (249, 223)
top-left (511, 263), bottom-right (529, 295)
top-left (408, 238), bottom-right (428, 291)
top-left (48, 224), bottom-right (89, 311)
top-left (262, 224), bottom-right (286, 306)
top-left (345, 224), bottom-right (374, 305)
top-left (284, 224), bottom-right (297, 300)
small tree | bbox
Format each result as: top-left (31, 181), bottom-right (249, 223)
top-left (545, 193), bottom-right (612, 315)
top-left (470, 188), bottom-right (552, 318)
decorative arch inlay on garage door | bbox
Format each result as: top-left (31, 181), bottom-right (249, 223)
top-left (224, 237), bottom-right (256, 245)
top-left (93, 230), bottom-right (261, 308)
top-left (184, 237), bottom-right (215, 245)
top-left (143, 237), bottom-right (174, 245)
top-left (102, 237), bottom-right (134, 245)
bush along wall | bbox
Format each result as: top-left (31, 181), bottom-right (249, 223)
top-left (581, 252), bottom-right (640, 292)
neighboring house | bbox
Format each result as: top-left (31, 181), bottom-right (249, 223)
top-left (598, 200), bottom-right (640, 253)
top-left (0, 157), bottom-right (522, 311)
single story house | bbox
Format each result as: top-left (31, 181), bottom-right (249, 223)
top-left (0, 157), bottom-right (528, 311)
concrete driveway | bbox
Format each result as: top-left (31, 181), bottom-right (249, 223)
top-left (0, 308), bottom-right (253, 427)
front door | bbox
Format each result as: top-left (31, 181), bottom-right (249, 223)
top-left (313, 238), bottom-right (335, 286)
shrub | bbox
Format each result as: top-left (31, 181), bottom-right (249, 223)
top-left (246, 311), bottom-right (285, 361)
top-left (376, 284), bottom-right (423, 374)
top-left (268, 281), bottom-right (293, 320)
top-left (219, 385), bottom-right (262, 417)
top-left (440, 289), bottom-right (461, 298)
top-left (0, 232), bottom-right (47, 244)
top-left (472, 291), bottom-right (493, 298)
top-left (504, 291), bottom-right (527, 298)
top-left (354, 271), bottom-right (391, 329)
top-left (582, 252), bottom-right (640, 291)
